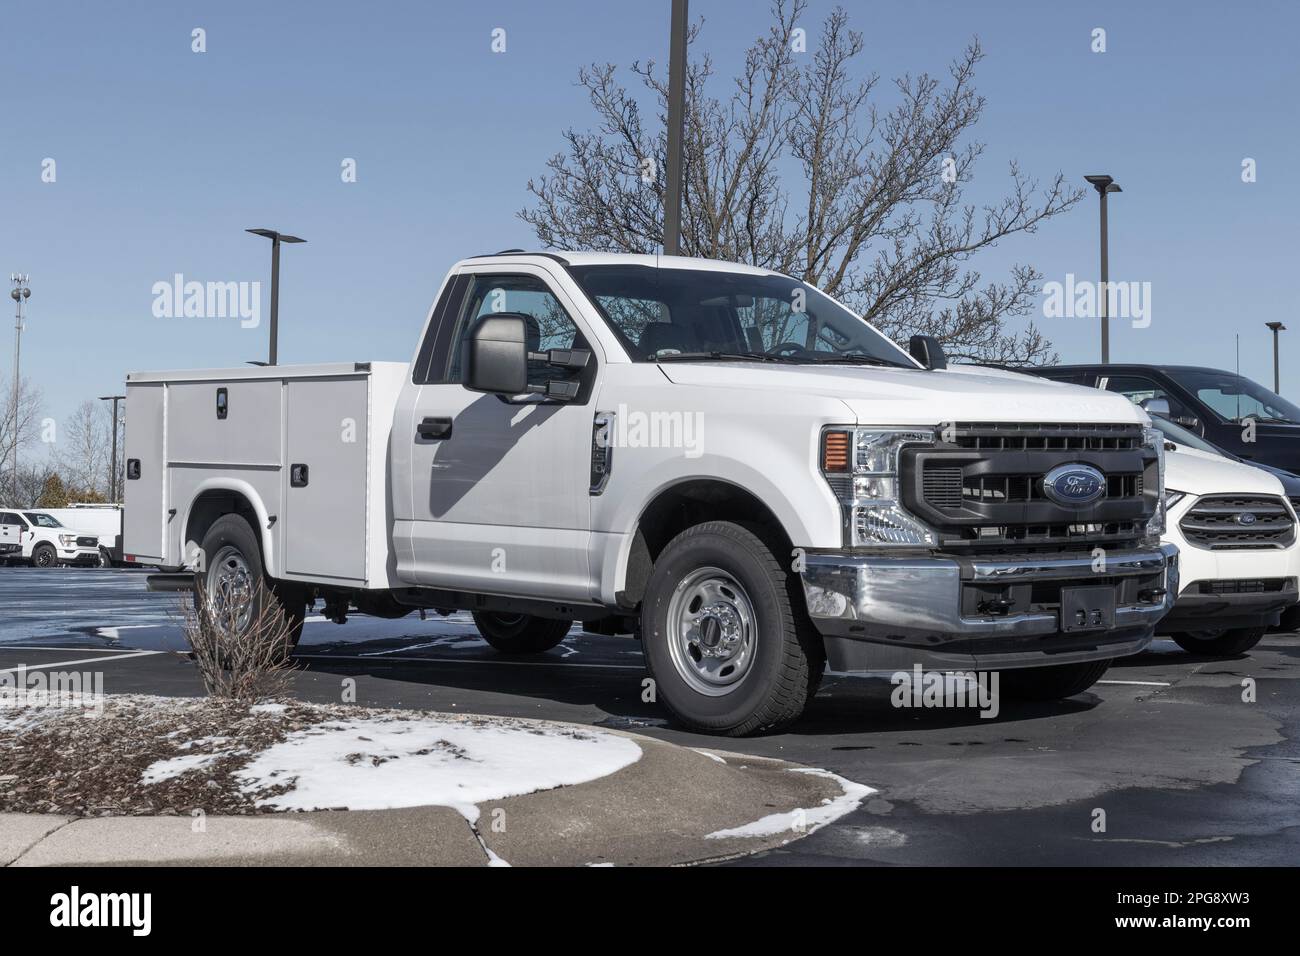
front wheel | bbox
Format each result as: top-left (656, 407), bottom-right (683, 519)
top-left (1171, 627), bottom-right (1265, 657)
top-left (472, 612), bottom-right (571, 654)
top-left (641, 521), bottom-right (823, 736)
top-left (31, 543), bottom-right (57, 568)
top-left (999, 659), bottom-right (1112, 700)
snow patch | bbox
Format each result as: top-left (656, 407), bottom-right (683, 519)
top-left (704, 768), bottom-right (874, 840)
top-left (235, 715), bottom-right (642, 819)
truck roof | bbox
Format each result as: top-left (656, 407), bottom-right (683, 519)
top-left (1042, 363), bottom-right (1238, 375)
top-left (462, 250), bottom-right (778, 276)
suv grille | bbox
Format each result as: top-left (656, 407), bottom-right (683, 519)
top-left (903, 422), bottom-right (1156, 552)
top-left (1179, 495), bottom-right (1295, 550)
top-left (1197, 578), bottom-right (1289, 595)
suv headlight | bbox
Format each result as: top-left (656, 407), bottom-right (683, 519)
top-left (58, 534), bottom-right (76, 547)
top-left (820, 427), bottom-right (937, 547)
top-left (1142, 425), bottom-right (1167, 544)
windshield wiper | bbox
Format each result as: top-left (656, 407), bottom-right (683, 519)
top-left (653, 351), bottom-right (796, 363)
top-left (809, 352), bottom-right (912, 369)
top-left (1237, 415), bottom-right (1298, 424)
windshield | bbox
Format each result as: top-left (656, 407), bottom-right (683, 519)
top-left (566, 264), bottom-right (916, 367)
top-left (23, 512), bottom-right (62, 528)
top-left (1150, 416), bottom-right (1226, 455)
top-left (1166, 369), bottom-right (1300, 424)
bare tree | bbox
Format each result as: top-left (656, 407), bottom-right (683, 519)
top-left (520, 0), bottom-right (1078, 364)
top-left (15, 462), bottom-right (59, 509)
top-left (0, 376), bottom-right (44, 502)
top-left (56, 400), bottom-right (112, 500)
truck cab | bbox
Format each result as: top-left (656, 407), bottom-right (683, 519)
top-left (124, 252), bottom-right (1179, 735)
top-left (1033, 363), bottom-right (1300, 474)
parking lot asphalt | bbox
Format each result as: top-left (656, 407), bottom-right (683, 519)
top-left (2, 566), bottom-right (1298, 866)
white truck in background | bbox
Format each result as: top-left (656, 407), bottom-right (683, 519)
top-left (36, 504), bottom-right (124, 566)
top-left (123, 252), bottom-right (1179, 735)
top-left (0, 509), bottom-right (102, 567)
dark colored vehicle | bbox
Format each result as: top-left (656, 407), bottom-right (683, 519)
top-left (1032, 365), bottom-right (1300, 475)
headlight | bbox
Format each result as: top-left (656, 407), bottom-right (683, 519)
top-left (821, 427), bottom-right (937, 547)
top-left (1142, 425), bottom-right (1167, 544)
top-left (58, 534), bottom-right (76, 547)
top-left (1164, 490), bottom-right (1187, 511)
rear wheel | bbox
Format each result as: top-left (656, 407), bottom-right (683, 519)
top-left (472, 612), bottom-right (571, 654)
top-left (999, 659), bottom-right (1112, 700)
top-left (31, 543), bottom-right (57, 568)
top-left (197, 515), bottom-right (306, 655)
top-left (1171, 627), bottom-right (1265, 657)
top-left (641, 521), bottom-right (823, 736)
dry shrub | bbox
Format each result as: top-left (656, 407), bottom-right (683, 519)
top-left (181, 579), bottom-right (296, 700)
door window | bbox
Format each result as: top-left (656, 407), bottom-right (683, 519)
top-left (1102, 375), bottom-right (1190, 418)
top-left (445, 274), bottom-right (588, 388)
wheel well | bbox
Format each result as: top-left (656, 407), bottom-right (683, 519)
top-left (184, 491), bottom-right (261, 567)
top-left (621, 480), bottom-right (795, 606)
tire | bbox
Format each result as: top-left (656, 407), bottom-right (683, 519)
top-left (96, 547), bottom-right (112, 569)
top-left (196, 515), bottom-right (306, 654)
top-left (31, 543), bottom-right (57, 568)
top-left (1171, 627), bottom-right (1265, 657)
top-left (999, 658), bottom-right (1112, 701)
top-left (472, 612), bottom-right (571, 654)
top-left (641, 521), bottom-right (824, 736)
top-left (1272, 605), bottom-right (1300, 633)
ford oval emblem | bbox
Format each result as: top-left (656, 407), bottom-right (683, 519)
top-left (1236, 512), bottom-right (1258, 525)
top-left (1042, 464), bottom-right (1107, 508)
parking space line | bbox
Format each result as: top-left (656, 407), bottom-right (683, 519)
top-left (0, 645), bottom-right (158, 654)
top-left (1097, 679), bottom-right (1172, 686)
top-left (0, 650), bottom-right (162, 674)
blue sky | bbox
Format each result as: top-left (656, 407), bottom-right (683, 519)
top-left (3, 0), bottom-right (1298, 428)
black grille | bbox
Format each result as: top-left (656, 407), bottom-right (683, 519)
top-left (904, 423), bottom-right (1156, 552)
top-left (1179, 495), bottom-right (1295, 550)
top-left (75, 536), bottom-right (97, 548)
top-left (1197, 578), bottom-right (1289, 595)
top-left (950, 422), bottom-right (1143, 451)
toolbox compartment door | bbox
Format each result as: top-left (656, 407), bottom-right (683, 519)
top-left (282, 377), bottom-right (370, 582)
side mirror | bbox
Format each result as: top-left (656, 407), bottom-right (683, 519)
top-left (908, 334), bottom-right (948, 370)
top-left (464, 314), bottom-right (529, 395)
top-left (1141, 397), bottom-right (1171, 417)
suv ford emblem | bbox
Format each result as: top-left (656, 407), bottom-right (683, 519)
top-left (1042, 464), bottom-right (1106, 507)
top-left (1236, 512), bottom-right (1258, 525)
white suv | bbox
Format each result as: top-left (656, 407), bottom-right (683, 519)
top-left (1157, 447), bottom-right (1299, 655)
top-left (0, 510), bottom-right (101, 568)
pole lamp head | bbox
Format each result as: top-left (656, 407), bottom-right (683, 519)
top-left (246, 228), bottom-right (306, 245)
top-left (1085, 174), bottom-right (1122, 195)
top-left (1266, 321), bottom-right (1287, 333)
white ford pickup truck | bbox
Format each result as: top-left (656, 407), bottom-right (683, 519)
top-left (123, 252), bottom-right (1178, 734)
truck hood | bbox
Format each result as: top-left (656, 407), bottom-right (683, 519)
top-left (1165, 448), bottom-right (1284, 497)
top-left (657, 362), bottom-right (1145, 425)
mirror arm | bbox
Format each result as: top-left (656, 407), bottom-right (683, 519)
top-left (528, 348), bottom-right (591, 370)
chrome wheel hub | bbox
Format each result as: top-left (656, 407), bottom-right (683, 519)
top-left (207, 545), bottom-right (254, 633)
top-left (665, 567), bottom-right (756, 696)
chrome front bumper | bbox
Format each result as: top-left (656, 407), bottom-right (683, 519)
top-left (801, 543), bottom-right (1179, 671)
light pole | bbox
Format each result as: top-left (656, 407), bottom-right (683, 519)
top-left (662, 0), bottom-right (688, 256)
top-left (98, 394), bottom-right (125, 502)
top-left (9, 275), bottom-right (31, 505)
top-left (1084, 175), bottom-right (1121, 363)
top-left (245, 229), bottom-right (306, 366)
top-left (1266, 321), bottom-right (1286, 394)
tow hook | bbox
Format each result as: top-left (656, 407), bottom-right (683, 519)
top-left (977, 597), bottom-right (1016, 616)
